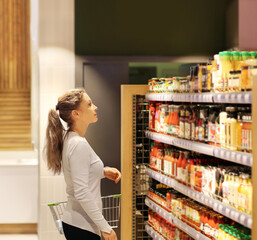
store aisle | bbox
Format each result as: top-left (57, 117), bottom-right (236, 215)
top-left (0, 235), bottom-right (38, 240)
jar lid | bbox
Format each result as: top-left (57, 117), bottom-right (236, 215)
top-left (223, 51), bottom-right (231, 56)
top-left (232, 51), bottom-right (240, 56)
top-left (240, 51), bottom-right (250, 56)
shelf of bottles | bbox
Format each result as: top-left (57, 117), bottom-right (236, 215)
top-left (146, 92), bottom-right (252, 104)
top-left (145, 131), bottom-right (252, 167)
top-left (145, 198), bottom-right (212, 240)
top-left (145, 224), bottom-right (165, 240)
top-left (146, 168), bottom-right (252, 229)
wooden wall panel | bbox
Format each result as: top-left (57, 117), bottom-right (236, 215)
top-left (0, 0), bottom-right (30, 91)
top-left (0, 0), bottom-right (32, 150)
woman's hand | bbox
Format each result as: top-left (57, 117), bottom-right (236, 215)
top-left (102, 229), bottom-right (118, 240)
top-left (104, 167), bottom-right (121, 184)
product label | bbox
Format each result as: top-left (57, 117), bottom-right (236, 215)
top-left (185, 122), bottom-right (191, 139)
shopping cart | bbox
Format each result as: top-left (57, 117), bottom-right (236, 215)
top-left (48, 194), bottom-right (121, 235)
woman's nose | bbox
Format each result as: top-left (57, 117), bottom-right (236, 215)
top-left (94, 105), bottom-right (98, 111)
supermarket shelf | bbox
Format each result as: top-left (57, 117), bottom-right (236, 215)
top-left (146, 168), bottom-right (252, 229)
top-left (145, 92), bottom-right (252, 104)
top-left (213, 92), bottom-right (252, 104)
top-left (145, 224), bottom-right (165, 240)
top-left (145, 131), bottom-right (252, 167)
top-left (145, 198), bottom-right (211, 240)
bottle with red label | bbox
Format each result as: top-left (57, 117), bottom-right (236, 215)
top-left (149, 101), bottom-right (156, 131)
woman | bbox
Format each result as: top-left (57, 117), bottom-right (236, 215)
top-left (45, 88), bottom-right (121, 240)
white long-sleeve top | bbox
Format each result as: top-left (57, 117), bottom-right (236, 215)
top-left (61, 131), bottom-right (112, 236)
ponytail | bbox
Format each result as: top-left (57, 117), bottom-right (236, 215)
top-left (45, 109), bottom-right (65, 175)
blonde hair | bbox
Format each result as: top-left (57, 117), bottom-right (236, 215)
top-left (44, 88), bottom-right (86, 174)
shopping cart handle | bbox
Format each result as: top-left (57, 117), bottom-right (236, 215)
top-left (113, 194), bottom-right (121, 198)
top-left (48, 203), bottom-right (60, 206)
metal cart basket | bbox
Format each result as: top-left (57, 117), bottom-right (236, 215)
top-left (48, 194), bottom-right (121, 234)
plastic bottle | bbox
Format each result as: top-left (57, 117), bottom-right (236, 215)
top-left (232, 51), bottom-right (241, 71)
top-left (222, 173), bottom-right (230, 204)
top-left (220, 106), bottom-right (228, 148)
top-left (222, 51), bottom-right (233, 92)
top-left (228, 107), bottom-right (238, 151)
top-left (237, 107), bottom-right (244, 151)
top-left (246, 107), bottom-right (252, 153)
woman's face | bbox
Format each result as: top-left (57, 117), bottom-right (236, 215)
top-left (77, 93), bottom-right (98, 125)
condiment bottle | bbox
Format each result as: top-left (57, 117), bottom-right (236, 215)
top-left (177, 151), bottom-right (184, 183)
top-left (226, 107), bottom-right (238, 151)
top-left (185, 106), bottom-right (191, 140)
top-left (179, 106), bottom-right (185, 139)
top-left (232, 51), bottom-right (241, 71)
top-left (167, 105), bottom-right (174, 135)
top-left (181, 151), bottom-right (189, 185)
top-left (149, 101), bottom-right (156, 131)
top-left (159, 104), bottom-right (168, 134)
top-left (222, 51), bottom-right (233, 92)
top-left (237, 107), bottom-right (244, 151)
top-left (188, 153), bottom-right (196, 189)
top-left (154, 103), bottom-right (160, 132)
top-left (190, 106), bottom-right (197, 141)
top-left (220, 106), bottom-right (228, 148)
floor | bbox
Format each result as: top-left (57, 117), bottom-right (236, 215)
top-left (0, 235), bottom-right (38, 240)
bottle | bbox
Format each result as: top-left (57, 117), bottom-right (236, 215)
top-left (190, 106), bottom-right (196, 141)
top-left (246, 107), bottom-right (252, 153)
top-left (177, 151), bottom-right (184, 183)
top-left (159, 104), bottom-right (168, 134)
top-left (214, 52), bottom-right (223, 92)
top-left (238, 173), bottom-right (247, 212)
top-left (222, 51), bottom-right (233, 92)
top-left (208, 106), bottom-right (218, 144)
top-left (154, 103), bottom-right (162, 132)
top-left (249, 51), bottom-right (257, 59)
top-left (179, 106), bottom-right (185, 139)
top-left (185, 106), bottom-right (191, 140)
top-left (222, 172), bottom-right (230, 204)
top-left (245, 175), bottom-right (252, 215)
top-left (237, 107), bottom-right (244, 151)
top-left (232, 51), bottom-right (241, 71)
top-left (149, 102), bottom-right (156, 131)
top-left (228, 107), bottom-right (238, 151)
top-left (188, 153), bottom-right (196, 189)
top-left (181, 152), bottom-right (189, 185)
top-left (220, 106), bottom-right (228, 148)
top-left (174, 105), bottom-right (180, 137)
top-left (167, 105), bottom-right (174, 135)
top-left (173, 151), bottom-right (179, 179)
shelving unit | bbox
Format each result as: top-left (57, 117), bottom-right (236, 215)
top-left (145, 131), bottom-right (253, 167)
top-left (121, 82), bottom-right (257, 239)
top-left (145, 198), bottom-right (212, 240)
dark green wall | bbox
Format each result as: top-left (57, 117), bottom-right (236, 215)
top-left (75, 0), bottom-right (232, 56)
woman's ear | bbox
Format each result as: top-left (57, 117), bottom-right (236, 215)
top-left (71, 109), bottom-right (80, 120)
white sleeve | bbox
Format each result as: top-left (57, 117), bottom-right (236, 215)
top-left (69, 141), bottom-right (112, 233)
